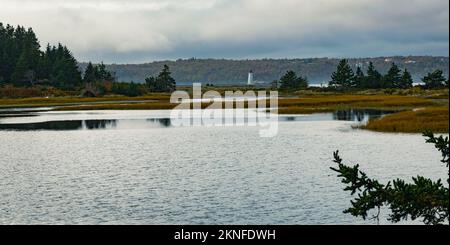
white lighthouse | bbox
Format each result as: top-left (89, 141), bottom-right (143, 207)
top-left (247, 70), bottom-right (254, 85)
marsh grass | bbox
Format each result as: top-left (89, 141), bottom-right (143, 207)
top-left (55, 102), bottom-right (177, 111)
top-left (55, 101), bottom-right (262, 111)
top-left (276, 95), bottom-right (436, 114)
top-left (362, 107), bottom-right (449, 133)
top-left (0, 94), bottom-right (171, 108)
top-left (2, 93), bottom-right (439, 112)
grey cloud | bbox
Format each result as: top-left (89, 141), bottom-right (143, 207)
top-left (0, 0), bottom-right (448, 63)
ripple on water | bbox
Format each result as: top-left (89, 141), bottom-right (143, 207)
top-left (0, 110), bottom-right (447, 224)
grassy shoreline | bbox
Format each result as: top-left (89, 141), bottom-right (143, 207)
top-left (361, 107), bottom-right (449, 133)
top-left (1, 90), bottom-right (448, 133)
top-left (0, 94), bottom-right (171, 109)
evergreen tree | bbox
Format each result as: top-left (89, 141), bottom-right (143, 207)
top-left (83, 62), bottom-right (97, 84)
top-left (50, 44), bottom-right (82, 89)
top-left (329, 59), bottom-right (355, 88)
top-left (145, 65), bottom-right (176, 92)
top-left (365, 62), bottom-right (382, 88)
top-left (11, 50), bottom-right (33, 86)
top-left (331, 131), bottom-right (449, 225)
top-left (97, 62), bottom-right (115, 82)
top-left (384, 63), bottom-right (402, 88)
top-left (354, 66), bottom-right (365, 88)
top-left (1, 23), bottom-right (41, 85)
top-left (23, 28), bottom-right (41, 71)
top-left (11, 28), bottom-right (40, 85)
top-left (279, 70), bottom-right (297, 90)
top-left (82, 62), bottom-right (115, 83)
top-left (3, 24), bottom-right (17, 82)
top-left (399, 69), bottom-right (413, 89)
top-left (422, 70), bottom-right (447, 89)
top-left (36, 44), bottom-right (53, 81)
top-left (279, 70), bottom-right (308, 90)
top-left (0, 22), bottom-right (82, 89)
top-left (0, 23), bottom-right (5, 83)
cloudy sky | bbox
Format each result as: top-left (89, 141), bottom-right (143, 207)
top-left (1, 0), bottom-right (448, 63)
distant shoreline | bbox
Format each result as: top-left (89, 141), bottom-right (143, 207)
top-left (78, 56), bottom-right (449, 84)
top-left (78, 55), bottom-right (449, 65)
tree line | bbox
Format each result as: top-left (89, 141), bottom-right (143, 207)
top-left (275, 59), bottom-right (448, 91)
top-left (94, 57), bottom-right (449, 85)
top-left (0, 23), bottom-right (82, 89)
top-left (1, 22), bottom-right (177, 97)
top-left (328, 59), bottom-right (448, 89)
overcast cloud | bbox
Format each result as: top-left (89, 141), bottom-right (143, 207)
top-left (0, 0), bottom-right (448, 63)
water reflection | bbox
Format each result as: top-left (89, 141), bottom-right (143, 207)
top-left (284, 117), bottom-right (297, 121)
top-left (0, 120), bottom-right (117, 131)
top-left (0, 110), bottom-right (41, 119)
top-left (332, 109), bottom-right (395, 122)
top-left (0, 109), bottom-right (395, 131)
top-left (278, 109), bottom-right (394, 123)
top-left (84, 120), bottom-right (117, 129)
top-left (0, 119), bottom-right (175, 131)
top-left (0, 113), bottom-right (39, 118)
top-left (147, 118), bottom-right (171, 127)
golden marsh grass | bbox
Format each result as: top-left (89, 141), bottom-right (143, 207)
top-left (362, 107), bottom-right (449, 133)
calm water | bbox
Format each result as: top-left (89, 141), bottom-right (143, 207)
top-left (0, 109), bottom-right (446, 224)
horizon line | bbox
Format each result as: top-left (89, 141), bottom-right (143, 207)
top-left (77, 55), bottom-right (450, 65)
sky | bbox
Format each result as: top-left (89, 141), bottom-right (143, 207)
top-left (1, 0), bottom-right (448, 63)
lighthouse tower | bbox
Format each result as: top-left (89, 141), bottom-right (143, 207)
top-left (247, 70), bottom-right (254, 85)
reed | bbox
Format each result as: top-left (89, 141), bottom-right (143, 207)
top-left (361, 107), bottom-right (449, 133)
top-left (0, 94), bottom-right (171, 108)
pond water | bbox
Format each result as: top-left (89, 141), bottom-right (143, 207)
top-left (0, 109), bottom-right (446, 224)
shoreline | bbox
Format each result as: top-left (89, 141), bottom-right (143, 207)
top-left (1, 91), bottom-right (448, 133)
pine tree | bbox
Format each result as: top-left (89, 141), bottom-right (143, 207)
top-left (279, 70), bottom-right (308, 90)
top-left (145, 65), bottom-right (176, 92)
top-left (36, 44), bottom-right (53, 81)
top-left (329, 59), bottom-right (355, 88)
top-left (83, 62), bottom-right (97, 83)
top-left (97, 62), bottom-right (115, 81)
top-left (331, 131), bottom-right (449, 225)
top-left (23, 28), bottom-right (41, 71)
top-left (1, 24), bottom-right (17, 82)
top-left (1, 23), bottom-right (41, 85)
top-left (279, 70), bottom-right (297, 90)
top-left (399, 69), bottom-right (413, 89)
top-left (0, 23), bottom-right (6, 83)
top-left (366, 62), bottom-right (382, 89)
top-left (384, 63), bottom-right (402, 88)
top-left (354, 66), bottom-right (365, 88)
top-left (11, 28), bottom-right (41, 86)
top-left (422, 70), bottom-right (447, 89)
top-left (0, 22), bottom-right (83, 89)
top-left (50, 44), bottom-right (82, 89)
top-left (11, 50), bottom-right (32, 86)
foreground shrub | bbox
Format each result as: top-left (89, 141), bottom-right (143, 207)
top-left (332, 131), bottom-right (449, 225)
top-left (0, 85), bottom-right (43, 98)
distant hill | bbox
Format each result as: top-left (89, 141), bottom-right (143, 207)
top-left (79, 56), bottom-right (449, 85)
